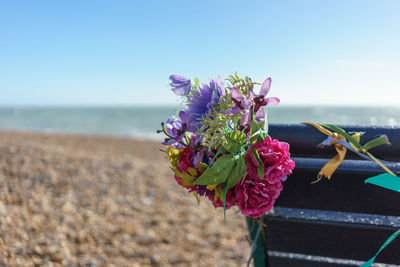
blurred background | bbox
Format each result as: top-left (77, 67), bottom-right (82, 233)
top-left (0, 1), bottom-right (399, 266)
top-left (1, 0), bottom-right (399, 138)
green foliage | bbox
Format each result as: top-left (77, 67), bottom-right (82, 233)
top-left (363, 135), bottom-right (390, 151)
top-left (208, 146), bottom-right (224, 167)
top-left (197, 98), bottom-right (241, 150)
top-left (257, 130), bottom-right (268, 142)
top-left (226, 155), bottom-right (247, 189)
top-left (321, 124), bottom-right (362, 149)
top-left (250, 118), bottom-right (266, 143)
top-left (196, 72), bottom-right (267, 150)
top-left (193, 154), bottom-right (236, 185)
top-left (320, 124), bottom-right (390, 153)
top-left (194, 152), bottom-right (247, 190)
top-left (193, 77), bottom-right (200, 88)
top-left (226, 72), bottom-right (260, 96)
top-left (223, 130), bottom-right (247, 153)
top-left (250, 118), bottom-right (264, 136)
top-left (251, 147), bottom-right (265, 179)
top-left (222, 181), bottom-right (228, 223)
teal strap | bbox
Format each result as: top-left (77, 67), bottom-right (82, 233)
top-left (365, 173), bottom-right (400, 192)
top-left (362, 173), bottom-right (400, 266)
top-left (246, 217), bottom-right (266, 267)
top-left (360, 227), bottom-right (400, 267)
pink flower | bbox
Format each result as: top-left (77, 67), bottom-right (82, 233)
top-left (235, 176), bottom-right (283, 218)
top-left (208, 188), bottom-right (236, 210)
top-left (173, 147), bottom-right (197, 190)
top-left (177, 147), bottom-right (194, 172)
top-left (246, 136), bottom-right (295, 184)
top-left (236, 136), bottom-right (295, 218)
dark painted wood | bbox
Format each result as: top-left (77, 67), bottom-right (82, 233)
top-left (270, 207), bottom-right (400, 230)
top-left (256, 125), bottom-right (400, 266)
top-left (265, 218), bottom-right (400, 264)
top-left (275, 158), bottom-right (400, 216)
top-left (268, 124), bottom-right (400, 162)
top-left (268, 255), bottom-right (364, 267)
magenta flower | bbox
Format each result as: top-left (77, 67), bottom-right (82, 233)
top-left (235, 175), bottom-right (283, 218)
top-left (208, 188), bottom-right (237, 210)
top-left (246, 136), bottom-right (295, 184)
top-left (236, 136), bottom-right (295, 218)
top-left (173, 147), bottom-right (197, 191)
top-left (169, 74), bottom-right (191, 96)
top-left (177, 147), bottom-right (194, 172)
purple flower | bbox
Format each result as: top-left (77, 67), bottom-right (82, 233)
top-left (223, 87), bottom-right (254, 132)
top-left (162, 111), bottom-right (189, 148)
top-left (169, 74), bottom-right (191, 96)
top-left (187, 76), bottom-right (224, 132)
top-left (193, 151), bottom-right (204, 168)
top-left (253, 78), bottom-right (280, 121)
top-left (223, 78), bottom-right (280, 127)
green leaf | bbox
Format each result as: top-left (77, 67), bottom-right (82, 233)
top-left (321, 124), bottom-right (362, 149)
top-left (193, 154), bottom-right (235, 185)
top-left (258, 130), bottom-right (268, 142)
top-left (223, 130), bottom-right (247, 153)
top-left (365, 173), bottom-right (400, 192)
top-left (250, 118), bottom-right (264, 136)
top-left (208, 146), bottom-right (224, 167)
top-left (363, 135), bottom-right (389, 151)
top-left (226, 155), bottom-right (247, 189)
top-left (251, 147), bottom-right (265, 179)
top-left (263, 108), bottom-right (269, 135)
top-left (193, 77), bottom-right (200, 88)
top-left (222, 181), bottom-right (228, 223)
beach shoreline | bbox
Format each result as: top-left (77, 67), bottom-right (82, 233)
top-left (0, 130), bottom-right (249, 266)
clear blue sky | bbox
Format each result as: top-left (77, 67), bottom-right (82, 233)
top-left (1, 0), bottom-right (399, 106)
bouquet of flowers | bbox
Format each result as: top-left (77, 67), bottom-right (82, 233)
top-left (158, 73), bottom-right (295, 218)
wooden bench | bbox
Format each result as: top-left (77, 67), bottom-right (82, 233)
top-left (248, 124), bottom-right (400, 266)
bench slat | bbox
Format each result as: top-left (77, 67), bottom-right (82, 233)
top-left (269, 207), bottom-right (400, 229)
top-left (268, 251), bottom-right (399, 267)
top-left (269, 124), bottom-right (400, 162)
top-left (275, 158), bottom-right (400, 216)
top-left (264, 218), bottom-right (400, 264)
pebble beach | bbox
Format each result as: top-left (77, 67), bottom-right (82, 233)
top-left (0, 131), bottom-right (249, 266)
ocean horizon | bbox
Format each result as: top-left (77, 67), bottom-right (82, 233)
top-left (0, 105), bottom-right (399, 140)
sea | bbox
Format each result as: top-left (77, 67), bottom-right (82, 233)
top-left (0, 106), bottom-right (399, 141)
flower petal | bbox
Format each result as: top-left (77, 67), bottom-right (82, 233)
top-left (255, 107), bottom-right (265, 121)
top-left (260, 77), bottom-right (271, 96)
top-left (169, 74), bottom-right (188, 85)
top-left (169, 74), bottom-right (191, 96)
top-left (221, 106), bottom-right (241, 115)
top-left (179, 110), bottom-right (189, 124)
top-left (253, 95), bottom-right (267, 113)
top-left (215, 75), bottom-right (224, 92)
top-left (231, 87), bottom-right (244, 105)
top-left (171, 86), bottom-right (189, 96)
top-left (242, 98), bottom-right (252, 110)
top-left (240, 111), bottom-right (251, 127)
top-left (265, 97), bottom-right (280, 106)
